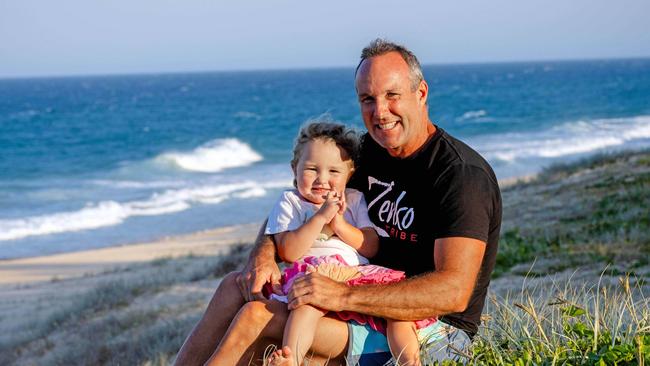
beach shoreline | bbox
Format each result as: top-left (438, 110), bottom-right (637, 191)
top-left (0, 174), bottom-right (535, 288)
top-left (0, 222), bottom-right (259, 286)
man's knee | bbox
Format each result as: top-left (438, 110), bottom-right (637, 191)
top-left (237, 300), bottom-right (273, 323)
top-left (208, 271), bottom-right (242, 302)
top-left (235, 300), bottom-right (289, 341)
top-left (222, 270), bottom-right (241, 287)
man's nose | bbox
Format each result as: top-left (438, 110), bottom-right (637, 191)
top-left (374, 99), bottom-right (389, 121)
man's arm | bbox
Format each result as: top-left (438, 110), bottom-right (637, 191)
top-left (287, 236), bottom-right (485, 320)
top-left (236, 220), bottom-right (282, 301)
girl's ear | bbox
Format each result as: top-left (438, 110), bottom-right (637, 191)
top-left (346, 166), bottom-right (355, 182)
top-left (291, 164), bottom-right (298, 188)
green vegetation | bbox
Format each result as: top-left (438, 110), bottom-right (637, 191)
top-left (467, 275), bottom-right (648, 365)
top-left (417, 274), bottom-right (649, 366)
top-left (494, 149), bottom-right (650, 278)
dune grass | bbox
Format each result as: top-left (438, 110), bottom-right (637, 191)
top-left (465, 273), bottom-right (649, 366)
top-left (495, 149), bottom-right (650, 278)
top-left (0, 244), bottom-right (250, 366)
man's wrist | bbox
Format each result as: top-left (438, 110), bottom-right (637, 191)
top-left (251, 236), bottom-right (277, 265)
top-left (340, 282), bottom-right (354, 311)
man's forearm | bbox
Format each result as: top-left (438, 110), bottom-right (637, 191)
top-left (288, 238), bottom-right (485, 320)
top-left (340, 237), bottom-right (485, 320)
top-left (249, 220), bottom-right (278, 263)
top-left (238, 221), bottom-right (283, 301)
top-left (342, 270), bottom-right (467, 320)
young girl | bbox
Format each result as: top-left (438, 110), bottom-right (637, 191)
top-left (265, 122), bottom-right (435, 366)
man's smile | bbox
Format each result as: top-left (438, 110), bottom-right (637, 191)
top-left (376, 121), bottom-right (399, 130)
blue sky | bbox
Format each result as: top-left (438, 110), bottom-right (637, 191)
top-left (1, 0), bottom-right (649, 77)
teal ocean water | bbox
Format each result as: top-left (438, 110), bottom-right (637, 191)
top-left (1, 59), bottom-right (649, 258)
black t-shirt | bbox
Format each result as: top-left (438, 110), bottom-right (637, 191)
top-left (348, 126), bottom-right (502, 337)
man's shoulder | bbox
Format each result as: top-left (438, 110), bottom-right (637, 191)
top-left (436, 129), bottom-right (481, 164)
top-left (435, 129), bottom-right (498, 185)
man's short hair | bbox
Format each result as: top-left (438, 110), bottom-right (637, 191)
top-left (355, 38), bottom-right (424, 91)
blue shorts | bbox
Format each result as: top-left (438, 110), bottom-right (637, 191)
top-left (346, 321), bottom-right (472, 365)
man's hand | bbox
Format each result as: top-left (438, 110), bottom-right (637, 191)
top-left (235, 229), bottom-right (283, 302)
top-left (236, 255), bottom-right (282, 302)
top-left (286, 269), bottom-right (349, 311)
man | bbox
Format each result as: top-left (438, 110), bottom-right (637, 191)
top-left (174, 39), bottom-right (501, 365)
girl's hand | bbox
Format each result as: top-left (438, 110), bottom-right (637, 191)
top-left (316, 191), bottom-right (342, 223)
top-left (338, 191), bottom-right (347, 214)
top-left (329, 192), bottom-right (347, 231)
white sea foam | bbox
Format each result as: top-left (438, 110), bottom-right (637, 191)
top-left (91, 179), bottom-right (188, 189)
top-left (157, 138), bottom-right (263, 173)
top-left (233, 187), bottom-right (267, 199)
top-left (9, 109), bottom-right (39, 120)
top-left (473, 115), bottom-right (650, 163)
top-left (459, 110), bottom-right (487, 120)
top-left (456, 110), bottom-right (492, 123)
top-left (234, 111), bottom-right (262, 120)
top-left (0, 179), bottom-right (291, 241)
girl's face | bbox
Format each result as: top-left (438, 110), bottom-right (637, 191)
top-left (294, 138), bottom-right (354, 205)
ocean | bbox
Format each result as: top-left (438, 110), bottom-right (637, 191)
top-left (1, 59), bottom-right (649, 259)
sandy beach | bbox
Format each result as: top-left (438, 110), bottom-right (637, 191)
top-left (0, 223), bottom-right (259, 286)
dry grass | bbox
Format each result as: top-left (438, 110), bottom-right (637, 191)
top-left (0, 245), bottom-right (250, 366)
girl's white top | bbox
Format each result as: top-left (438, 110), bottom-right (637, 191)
top-left (265, 188), bottom-right (374, 266)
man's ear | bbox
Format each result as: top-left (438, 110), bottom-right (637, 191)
top-left (417, 80), bottom-right (429, 106)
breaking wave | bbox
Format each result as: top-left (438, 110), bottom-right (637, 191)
top-left (156, 138), bottom-right (263, 173)
top-left (0, 179), bottom-right (290, 241)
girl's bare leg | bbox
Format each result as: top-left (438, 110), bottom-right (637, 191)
top-left (268, 304), bottom-right (328, 366)
top-left (387, 320), bottom-right (421, 366)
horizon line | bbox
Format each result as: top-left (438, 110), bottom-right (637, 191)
top-left (2, 54), bottom-right (649, 81)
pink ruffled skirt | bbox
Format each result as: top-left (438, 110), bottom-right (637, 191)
top-left (277, 254), bottom-right (437, 334)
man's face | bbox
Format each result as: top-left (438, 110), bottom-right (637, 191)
top-left (355, 52), bottom-right (428, 158)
